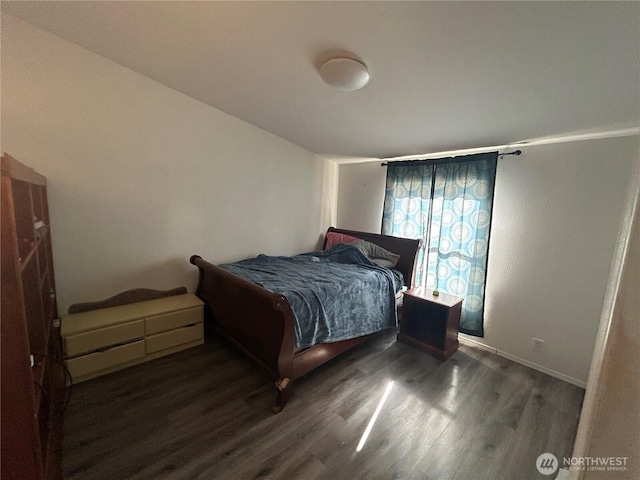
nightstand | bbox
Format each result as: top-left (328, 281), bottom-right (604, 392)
top-left (397, 286), bottom-right (463, 360)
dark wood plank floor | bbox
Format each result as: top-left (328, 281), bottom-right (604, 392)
top-left (63, 330), bottom-right (584, 480)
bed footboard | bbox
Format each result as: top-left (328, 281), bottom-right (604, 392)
top-left (190, 255), bottom-right (296, 411)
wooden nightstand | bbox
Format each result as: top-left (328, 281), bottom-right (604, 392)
top-left (397, 287), bottom-right (463, 360)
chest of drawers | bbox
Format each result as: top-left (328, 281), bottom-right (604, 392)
top-left (61, 293), bottom-right (203, 383)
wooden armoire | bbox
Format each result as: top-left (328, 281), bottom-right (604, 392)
top-left (1, 154), bottom-right (64, 479)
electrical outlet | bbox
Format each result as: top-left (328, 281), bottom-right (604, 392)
top-left (532, 338), bottom-right (545, 352)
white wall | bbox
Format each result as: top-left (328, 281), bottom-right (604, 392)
top-left (336, 136), bottom-right (637, 385)
top-left (575, 146), bottom-right (639, 478)
top-left (337, 161), bottom-right (387, 231)
top-left (1, 15), bottom-right (336, 314)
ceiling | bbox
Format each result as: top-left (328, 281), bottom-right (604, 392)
top-left (3, 1), bottom-right (639, 160)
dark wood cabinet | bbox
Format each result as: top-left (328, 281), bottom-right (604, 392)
top-left (1, 154), bottom-right (63, 479)
top-left (397, 286), bottom-right (463, 360)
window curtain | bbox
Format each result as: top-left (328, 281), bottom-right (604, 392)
top-left (382, 152), bottom-right (498, 337)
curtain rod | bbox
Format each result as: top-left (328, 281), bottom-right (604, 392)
top-left (380, 149), bottom-right (521, 167)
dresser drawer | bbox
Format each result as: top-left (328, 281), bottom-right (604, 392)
top-left (61, 293), bottom-right (204, 383)
top-left (145, 307), bottom-right (202, 335)
top-left (66, 340), bottom-right (145, 379)
top-left (146, 323), bottom-right (203, 354)
top-left (64, 320), bottom-right (144, 357)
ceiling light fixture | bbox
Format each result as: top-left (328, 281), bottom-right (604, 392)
top-left (319, 57), bottom-right (370, 91)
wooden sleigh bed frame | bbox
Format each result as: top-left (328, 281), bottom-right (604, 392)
top-left (190, 227), bottom-right (420, 412)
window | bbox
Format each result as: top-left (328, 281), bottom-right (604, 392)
top-left (382, 152), bottom-right (498, 336)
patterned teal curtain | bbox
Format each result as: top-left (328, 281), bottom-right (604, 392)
top-left (382, 152), bottom-right (498, 336)
top-left (381, 163), bottom-right (433, 285)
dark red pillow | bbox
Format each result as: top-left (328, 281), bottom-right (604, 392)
top-left (325, 232), bottom-right (361, 250)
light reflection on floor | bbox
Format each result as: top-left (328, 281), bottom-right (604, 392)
top-left (355, 379), bottom-right (395, 452)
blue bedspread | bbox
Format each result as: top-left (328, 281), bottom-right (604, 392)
top-left (219, 244), bottom-right (402, 348)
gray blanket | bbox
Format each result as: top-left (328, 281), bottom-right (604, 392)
top-left (220, 244), bottom-right (402, 348)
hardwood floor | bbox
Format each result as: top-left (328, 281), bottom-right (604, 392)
top-left (63, 330), bottom-right (584, 479)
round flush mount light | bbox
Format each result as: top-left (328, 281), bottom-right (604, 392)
top-left (319, 57), bottom-right (370, 91)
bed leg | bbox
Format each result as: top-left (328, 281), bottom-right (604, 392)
top-left (272, 378), bottom-right (292, 414)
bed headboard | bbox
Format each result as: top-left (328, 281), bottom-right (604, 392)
top-left (323, 227), bottom-right (421, 288)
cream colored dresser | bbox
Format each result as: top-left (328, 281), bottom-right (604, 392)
top-left (61, 293), bottom-right (204, 383)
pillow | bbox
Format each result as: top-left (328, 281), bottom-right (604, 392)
top-left (324, 231), bottom-right (362, 250)
top-left (350, 240), bottom-right (400, 268)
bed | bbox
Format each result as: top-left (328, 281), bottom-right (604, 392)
top-left (190, 227), bottom-right (420, 412)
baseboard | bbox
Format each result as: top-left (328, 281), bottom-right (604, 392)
top-left (458, 335), bottom-right (587, 389)
top-left (458, 335), bottom-right (498, 354)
